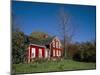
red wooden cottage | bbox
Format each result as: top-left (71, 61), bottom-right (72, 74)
top-left (27, 36), bottom-right (62, 63)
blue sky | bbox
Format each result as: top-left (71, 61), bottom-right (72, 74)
top-left (12, 1), bottom-right (96, 42)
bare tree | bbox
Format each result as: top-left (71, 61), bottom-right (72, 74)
top-left (58, 7), bottom-right (75, 58)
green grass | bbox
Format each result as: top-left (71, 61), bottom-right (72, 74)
top-left (12, 59), bottom-right (96, 74)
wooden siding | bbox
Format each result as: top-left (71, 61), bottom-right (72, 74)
top-left (50, 37), bottom-right (62, 57)
top-left (27, 37), bottom-right (62, 63)
top-left (28, 44), bottom-right (45, 62)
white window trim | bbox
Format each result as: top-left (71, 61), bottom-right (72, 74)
top-left (59, 50), bottom-right (61, 56)
top-left (56, 50), bottom-right (59, 56)
top-left (45, 50), bottom-right (48, 58)
top-left (57, 42), bottom-right (59, 48)
top-left (53, 42), bottom-right (55, 47)
top-left (53, 50), bottom-right (55, 56)
top-left (31, 48), bottom-right (36, 58)
top-left (39, 48), bottom-right (42, 58)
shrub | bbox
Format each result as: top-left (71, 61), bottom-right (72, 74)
top-left (72, 41), bottom-right (96, 62)
top-left (72, 50), bottom-right (82, 61)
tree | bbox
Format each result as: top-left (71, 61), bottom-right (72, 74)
top-left (30, 31), bottom-right (50, 40)
top-left (73, 41), bottom-right (96, 62)
top-left (12, 29), bottom-right (29, 64)
top-left (58, 7), bottom-right (75, 58)
top-left (67, 43), bottom-right (79, 58)
top-left (12, 13), bottom-right (29, 63)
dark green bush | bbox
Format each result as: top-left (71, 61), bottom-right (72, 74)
top-left (72, 41), bottom-right (96, 62)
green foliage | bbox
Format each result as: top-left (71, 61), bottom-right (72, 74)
top-left (12, 59), bottom-right (96, 74)
top-left (72, 50), bottom-right (82, 61)
top-left (29, 31), bottom-right (53, 45)
top-left (67, 44), bottom-right (79, 58)
top-left (12, 29), bottom-right (51, 64)
top-left (12, 30), bottom-right (29, 64)
top-left (30, 31), bottom-right (49, 40)
top-left (34, 58), bottom-right (48, 63)
top-left (72, 41), bottom-right (96, 62)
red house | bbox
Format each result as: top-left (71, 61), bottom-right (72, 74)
top-left (27, 36), bottom-right (63, 63)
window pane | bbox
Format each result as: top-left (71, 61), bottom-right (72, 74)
top-left (31, 48), bottom-right (36, 58)
top-left (53, 50), bottom-right (55, 56)
top-left (39, 48), bottom-right (42, 58)
top-left (53, 42), bottom-right (55, 47)
top-left (56, 50), bottom-right (59, 56)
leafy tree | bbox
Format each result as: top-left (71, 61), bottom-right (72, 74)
top-left (72, 41), bottom-right (96, 62)
top-left (67, 43), bottom-right (79, 58)
top-left (12, 13), bottom-right (29, 64)
top-left (30, 31), bottom-right (49, 40)
top-left (12, 29), bottom-right (29, 64)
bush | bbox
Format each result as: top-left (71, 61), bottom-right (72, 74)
top-left (72, 41), bottom-right (96, 62)
top-left (72, 50), bottom-right (82, 61)
top-left (34, 58), bottom-right (48, 63)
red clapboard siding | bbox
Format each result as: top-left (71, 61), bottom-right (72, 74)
top-left (42, 48), bottom-right (45, 58)
top-left (36, 47), bottom-right (38, 58)
top-left (29, 44), bottom-right (45, 58)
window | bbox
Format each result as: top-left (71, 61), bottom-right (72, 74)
top-left (59, 50), bottom-right (61, 56)
top-left (56, 50), bottom-right (59, 56)
top-left (53, 50), bottom-right (55, 56)
top-left (31, 48), bottom-right (36, 58)
top-left (39, 48), bottom-right (42, 58)
top-left (56, 42), bottom-right (59, 48)
top-left (59, 43), bottom-right (61, 48)
top-left (53, 42), bottom-right (55, 47)
top-left (45, 49), bottom-right (48, 58)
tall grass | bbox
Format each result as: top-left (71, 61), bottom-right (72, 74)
top-left (12, 59), bottom-right (96, 74)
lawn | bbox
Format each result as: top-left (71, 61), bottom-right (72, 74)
top-left (12, 59), bottom-right (96, 74)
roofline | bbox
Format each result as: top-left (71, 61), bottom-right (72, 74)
top-left (29, 43), bottom-right (46, 48)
